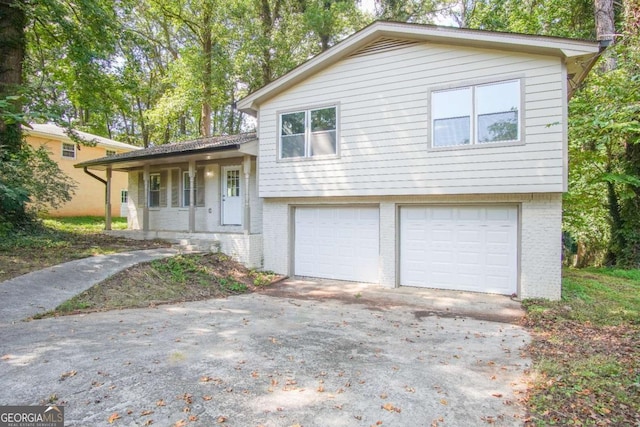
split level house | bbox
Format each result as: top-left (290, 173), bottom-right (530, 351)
top-left (25, 123), bottom-right (140, 217)
top-left (76, 21), bottom-right (602, 300)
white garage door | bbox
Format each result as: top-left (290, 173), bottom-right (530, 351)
top-left (295, 206), bottom-right (379, 283)
top-left (400, 206), bottom-right (517, 294)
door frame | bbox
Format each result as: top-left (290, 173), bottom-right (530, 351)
top-left (221, 165), bottom-right (242, 225)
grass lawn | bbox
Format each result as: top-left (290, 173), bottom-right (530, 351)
top-left (0, 216), bottom-right (169, 282)
top-left (35, 252), bottom-right (282, 317)
top-left (523, 268), bottom-right (640, 426)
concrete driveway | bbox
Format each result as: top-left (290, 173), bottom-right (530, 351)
top-left (0, 278), bottom-right (531, 426)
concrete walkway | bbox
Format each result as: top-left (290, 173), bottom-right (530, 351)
top-left (0, 248), bottom-right (180, 324)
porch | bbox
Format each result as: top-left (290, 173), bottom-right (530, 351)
top-left (106, 229), bottom-right (263, 268)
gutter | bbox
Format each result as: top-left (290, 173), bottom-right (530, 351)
top-left (75, 143), bottom-right (243, 170)
top-left (83, 167), bottom-right (112, 230)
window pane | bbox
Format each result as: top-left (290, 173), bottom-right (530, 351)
top-left (432, 87), bottom-right (471, 120)
top-left (62, 143), bottom-right (75, 158)
top-left (310, 107), bottom-right (336, 132)
top-left (183, 173), bottom-right (190, 206)
top-left (281, 134), bottom-right (305, 158)
top-left (149, 191), bottom-right (160, 207)
top-left (310, 130), bottom-right (336, 156)
top-left (150, 175), bottom-right (160, 191)
top-left (476, 80), bottom-right (520, 115)
top-left (433, 116), bottom-right (470, 146)
top-left (478, 111), bottom-right (518, 143)
top-left (281, 112), bottom-right (305, 136)
top-left (476, 80), bottom-right (519, 143)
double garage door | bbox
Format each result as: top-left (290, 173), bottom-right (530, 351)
top-left (294, 205), bottom-right (518, 294)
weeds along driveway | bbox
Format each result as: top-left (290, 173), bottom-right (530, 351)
top-left (0, 286), bottom-right (531, 427)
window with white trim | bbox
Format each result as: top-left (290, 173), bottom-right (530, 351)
top-left (183, 171), bottom-right (195, 207)
top-left (280, 106), bottom-right (337, 159)
top-left (120, 190), bottom-right (128, 203)
top-left (62, 143), bottom-right (76, 158)
top-left (106, 149), bottom-right (116, 157)
top-left (149, 173), bottom-right (160, 207)
top-left (431, 79), bottom-right (520, 148)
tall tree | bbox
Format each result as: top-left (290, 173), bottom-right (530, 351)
top-left (0, 0), bottom-right (26, 153)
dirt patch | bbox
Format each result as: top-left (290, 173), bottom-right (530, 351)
top-left (258, 281), bottom-right (524, 324)
top-left (39, 253), bottom-right (283, 316)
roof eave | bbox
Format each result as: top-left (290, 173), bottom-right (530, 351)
top-left (24, 127), bottom-right (141, 152)
top-left (236, 21), bottom-right (600, 113)
top-left (75, 143), bottom-right (245, 171)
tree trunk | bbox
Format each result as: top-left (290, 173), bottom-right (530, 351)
top-left (595, 0), bottom-right (617, 68)
top-left (0, 0), bottom-right (26, 154)
top-left (200, 10), bottom-right (213, 138)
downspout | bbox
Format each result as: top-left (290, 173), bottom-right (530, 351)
top-left (83, 167), bottom-right (112, 230)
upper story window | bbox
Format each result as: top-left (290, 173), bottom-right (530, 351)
top-left (280, 106), bottom-right (337, 159)
top-left (106, 149), bottom-right (116, 157)
top-left (62, 143), bottom-right (76, 159)
top-left (431, 79), bottom-right (521, 148)
top-left (149, 173), bottom-right (160, 207)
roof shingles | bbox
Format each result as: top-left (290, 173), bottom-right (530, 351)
top-left (75, 132), bottom-right (257, 168)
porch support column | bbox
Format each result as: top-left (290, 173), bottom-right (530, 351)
top-left (189, 160), bottom-right (196, 233)
top-left (243, 155), bottom-right (251, 234)
top-left (143, 165), bottom-right (150, 232)
top-left (105, 166), bottom-right (112, 231)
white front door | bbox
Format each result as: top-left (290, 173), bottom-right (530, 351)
top-left (222, 166), bottom-right (242, 225)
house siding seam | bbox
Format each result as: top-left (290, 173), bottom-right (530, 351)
top-left (262, 193), bottom-right (562, 300)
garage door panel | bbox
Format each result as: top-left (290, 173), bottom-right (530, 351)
top-left (295, 207), bottom-right (379, 283)
top-left (401, 206), bottom-right (517, 295)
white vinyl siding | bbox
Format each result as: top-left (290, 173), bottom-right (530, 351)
top-left (257, 42), bottom-right (566, 198)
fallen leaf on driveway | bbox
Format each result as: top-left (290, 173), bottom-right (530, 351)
top-left (141, 410), bottom-right (153, 416)
top-left (156, 399), bottom-right (166, 407)
top-left (188, 415), bottom-right (198, 421)
top-left (203, 395), bottom-right (213, 401)
top-left (491, 393), bottom-right (503, 398)
top-left (381, 403), bottom-right (401, 413)
top-left (440, 399), bottom-right (448, 405)
top-left (173, 420), bottom-right (187, 427)
top-left (108, 413), bottom-right (120, 423)
top-left (217, 416), bottom-right (227, 423)
top-left (60, 370), bottom-right (77, 380)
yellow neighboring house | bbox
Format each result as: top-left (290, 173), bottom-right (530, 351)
top-left (25, 123), bottom-right (141, 217)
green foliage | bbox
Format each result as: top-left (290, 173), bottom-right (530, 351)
top-left (151, 255), bottom-right (206, 284)
top-left (218, 277), bottom-right (248, 293)
top-left (249, 269), bottom-right (278, 286)
top-left (0, 143), bottom-right (75, 233)
top-left (566, 33), bottom-right (640, 267)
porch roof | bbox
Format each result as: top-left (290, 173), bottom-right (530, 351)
top-left (75, 132), bottom-right (258, 171)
